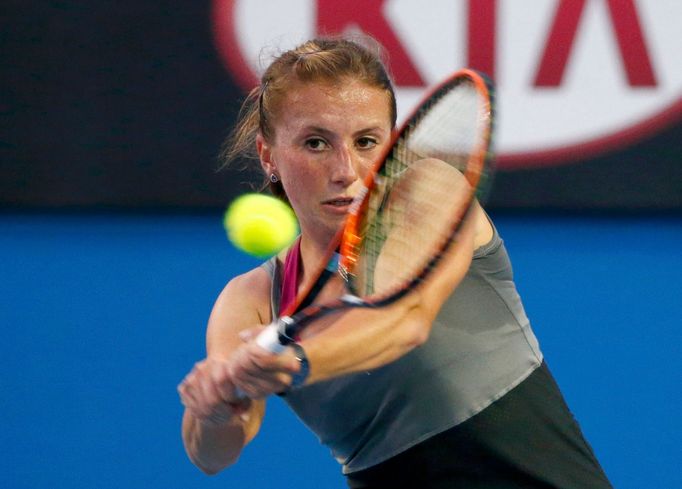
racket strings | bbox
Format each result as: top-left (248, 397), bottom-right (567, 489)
top-left (351, 78), bottom-right (489, 298)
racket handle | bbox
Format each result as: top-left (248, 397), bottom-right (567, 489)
top-left (255, 322), bottom-right (288, 353)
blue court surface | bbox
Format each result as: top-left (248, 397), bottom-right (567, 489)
top-left (1, 212), bottom-right (680, 489)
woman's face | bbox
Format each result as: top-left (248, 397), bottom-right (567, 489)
top-left (258, 78), bottom-right (393, 244)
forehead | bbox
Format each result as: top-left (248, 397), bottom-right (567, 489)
top-left (273, 79), bottom-right (393, 133)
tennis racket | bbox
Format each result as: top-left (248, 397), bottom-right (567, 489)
top-left (255, 68), bottom-right (495, 354)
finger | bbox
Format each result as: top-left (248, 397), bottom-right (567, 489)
top-left (197, 367), bottom-right (223, 408)
top-left (182, 366), bottom-right (219, 414)
top-left (229, 348), bottom-right (294, 397)
top-left (232, 366), bottom-right (292, 398)
top-left (177, 382), bottom-right (193, 406)
top-left (250, 348), bottom-right (300, 374)
top-left (179, 368), bottom-right (197, 389)
top-left (239, 325), bottom-right (266, 343)
top-left (210, 360), bottom-right (238, 402)
top-left (179, 384), bottom-right (204, 415)
top-left (178, 371), bottom-right (202, 406)
top-left (179, 363), bottom-right (235, 422)
top-left (188, 384), bottom-right (228, 422)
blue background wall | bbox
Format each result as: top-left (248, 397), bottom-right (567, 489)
top-left (1, 212), bottom-right (680, 488)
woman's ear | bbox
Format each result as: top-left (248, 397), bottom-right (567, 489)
top-left (256, 133), bottom-right (276, 177)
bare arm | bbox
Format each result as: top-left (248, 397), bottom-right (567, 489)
top-left (178, 268), bottom-right (297, 474)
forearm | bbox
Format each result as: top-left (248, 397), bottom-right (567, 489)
top-left (181, 409), bottom-right (247, 475)
top-left (301, 293), bottom-right (428, 383)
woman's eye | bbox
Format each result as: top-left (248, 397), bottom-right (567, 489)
top-left (357, 137), bottom-right (378, 149)
top-left (305, 138), bottom-right (328, 151)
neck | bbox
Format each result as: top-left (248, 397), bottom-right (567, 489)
top-left (298, 229), bottom-right (341, 286)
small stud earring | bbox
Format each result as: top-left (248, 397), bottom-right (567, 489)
top-left (270, 173), bottom-right (279, 183)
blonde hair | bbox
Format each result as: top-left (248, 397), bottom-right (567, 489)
top-left (221, 37), bottom-right (397, 200)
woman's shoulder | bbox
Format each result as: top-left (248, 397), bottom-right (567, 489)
top-left (226, 263), bottom-right (273, 297)
top-left (216, 243), bottom-right (290, 316)
top-left (214, 262), bottom-right (277, 324)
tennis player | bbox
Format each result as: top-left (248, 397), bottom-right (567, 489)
top-left (178, 37), bottom-right (613, 488)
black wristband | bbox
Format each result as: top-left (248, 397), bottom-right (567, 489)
top-left (289, 342), bottom-right (310, 388)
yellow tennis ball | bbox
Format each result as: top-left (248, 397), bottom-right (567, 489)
top-left (223, 193), bottom-right (298, 258)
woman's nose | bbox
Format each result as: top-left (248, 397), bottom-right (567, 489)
top-left (332, 146), bottom-right (360, 186)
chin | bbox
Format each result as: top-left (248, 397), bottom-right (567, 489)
top-left (320, 219), bottom-right (345, 241)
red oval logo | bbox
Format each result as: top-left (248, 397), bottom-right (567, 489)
top-left (212, 0), bottom-right (682, 169)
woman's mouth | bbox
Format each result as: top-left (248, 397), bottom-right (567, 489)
top-left (322, 197), bottom-right (354, 212)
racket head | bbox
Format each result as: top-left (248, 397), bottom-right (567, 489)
top-left (340, 69), bottom-right (495, 303)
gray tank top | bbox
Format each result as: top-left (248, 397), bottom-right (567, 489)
top-left (262, 225), bottom-right (543, 473)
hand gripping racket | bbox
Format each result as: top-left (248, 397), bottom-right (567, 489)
top-left (255, 68), bottom-right (495, 355)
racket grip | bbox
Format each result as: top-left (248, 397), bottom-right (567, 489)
top-left (255, 322), bottom-right (288, 354)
